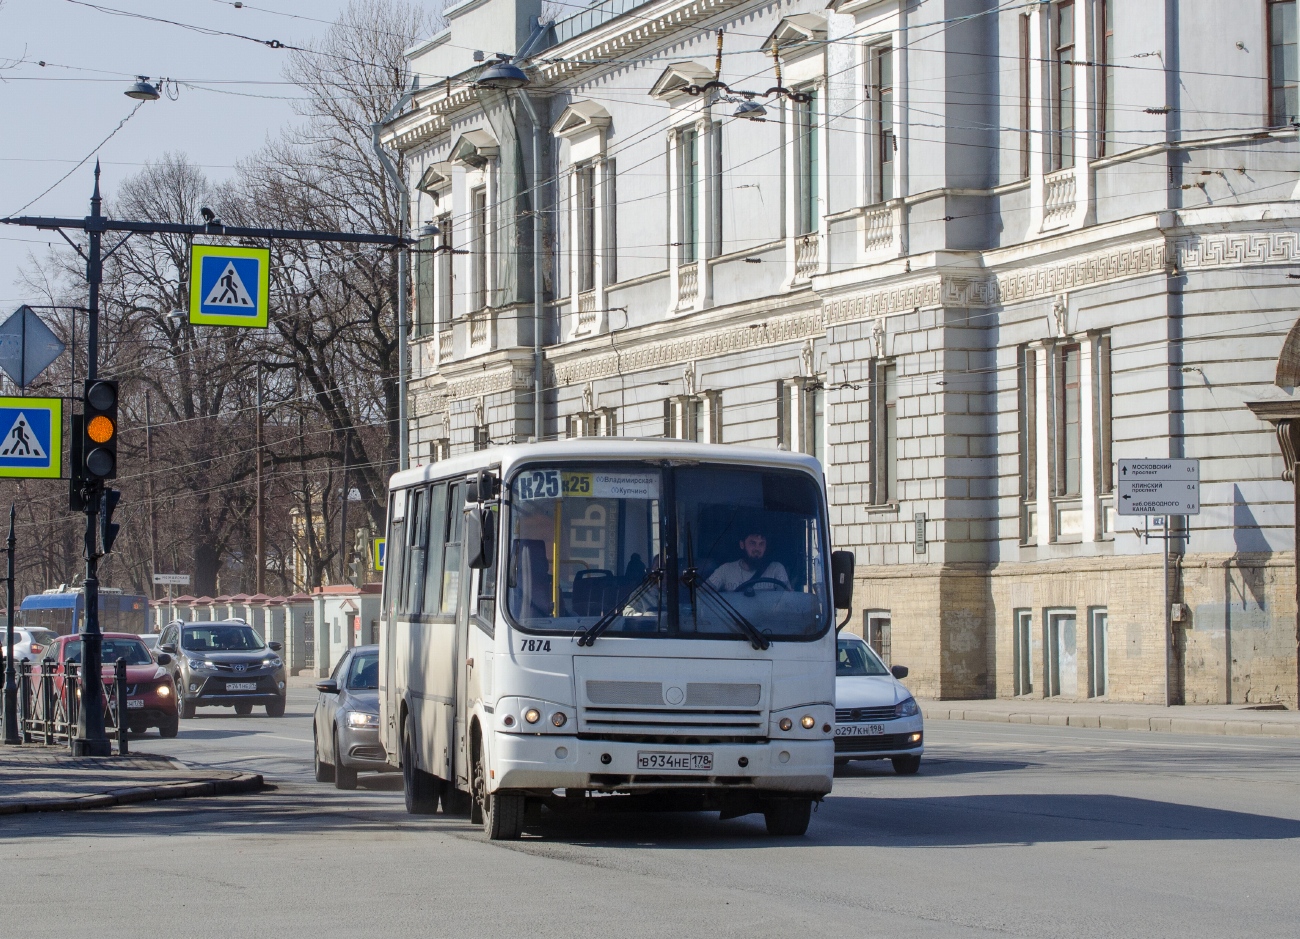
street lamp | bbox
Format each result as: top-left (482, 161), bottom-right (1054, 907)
top-left (125, 77), bottom-right (161, 102)
top-left (475, 56), bottom-right (529, 90)
top-left (733, 100), bottom-right (768, 121)
top-left (418, 220), bottom-right (441, 239)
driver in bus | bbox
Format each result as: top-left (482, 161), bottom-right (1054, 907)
top-left (707, 525), bottom-right (790, 594)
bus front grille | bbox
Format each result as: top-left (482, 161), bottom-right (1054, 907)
top-left (579, 706), bottom-right (765, 738)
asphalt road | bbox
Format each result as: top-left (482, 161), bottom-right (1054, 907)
top-left (3, 686), bottom-right (1297, 938)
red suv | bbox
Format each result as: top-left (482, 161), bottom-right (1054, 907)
top-left (33, 633), bottom-right (179, 737)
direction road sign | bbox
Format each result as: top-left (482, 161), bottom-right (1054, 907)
top-left (189, 244), bottom-right (270, 327)
top-left (152, 573), bottom-right (191, 586)
top-left (1117, 458), bottom-right (1200, 516)
top-left (0, 396), bottom-right (62, 478)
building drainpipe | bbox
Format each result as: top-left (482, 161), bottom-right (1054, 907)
top-left (513, 89), bottom-right (546, 441)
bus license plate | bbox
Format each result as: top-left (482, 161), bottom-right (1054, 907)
top-left (636, 751), bottom-right (713, 772)
top-left (226, 682), bottom-right (257, 692)
top-left (126, 699), bottom-right (144, 709)
top-left (835, 723), bottom-right (885, 737)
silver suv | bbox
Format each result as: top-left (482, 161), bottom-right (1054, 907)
top-left (157, 620), bottom-right (287, 718)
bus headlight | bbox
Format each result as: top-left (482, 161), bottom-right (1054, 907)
top-left (800, 715), bottom-right (816, 729)
top-left (524, 708), bottom-right (541, 724)
top-left (550, 711), bottom-right (567, 728)
top-left (779, 718), bottom-right (793, 731)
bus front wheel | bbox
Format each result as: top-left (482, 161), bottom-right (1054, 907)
top-left (763, 798), bottom-right (812, 837)
top-left (474, 746), bottom-right (523, 840)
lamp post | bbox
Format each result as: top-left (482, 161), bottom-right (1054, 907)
top-left (476, 57), bottom-right (544, 441)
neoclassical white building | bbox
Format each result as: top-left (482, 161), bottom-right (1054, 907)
top-left (382, 0), bottom-right (1300, 706)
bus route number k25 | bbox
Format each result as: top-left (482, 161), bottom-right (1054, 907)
top-left (518, 469), bottom-right (560, 501)
top-left (519, 639), bottom-right (552, 652)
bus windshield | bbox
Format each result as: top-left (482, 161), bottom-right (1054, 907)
top-left (505, 461), bottom-right (830, 640)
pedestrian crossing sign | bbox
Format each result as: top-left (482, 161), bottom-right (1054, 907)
top-left (189, 244), bottom-right (270, 327)
top-left (0, 396), bottom-right (62, 478)
top-left (373, 538), bottom-right (386, 572)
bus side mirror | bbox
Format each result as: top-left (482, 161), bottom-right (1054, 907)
top-left (466, 505), bottom-right (496, 569)
top-left (831, 551), bottom-right (855, 610)
top-left (466, 468), bottom-right (499, 504)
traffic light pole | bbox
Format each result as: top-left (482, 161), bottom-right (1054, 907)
top-left (74, 168), bottom-right (109, 755)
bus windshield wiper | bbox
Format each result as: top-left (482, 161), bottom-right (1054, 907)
top-left (576, 567), bottom-right (662, 647)
top-left (680, 568), bottom-right (771, 651)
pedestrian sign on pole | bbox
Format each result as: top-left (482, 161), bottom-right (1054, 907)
top-left (373, 537), bottom-right (386, 572)
top-left (1117, 458), bottom-right (1200, 516)
top-left (189, 244), bottom-right (270, 327)
top-left (0, 396), bottom-right (62, 478)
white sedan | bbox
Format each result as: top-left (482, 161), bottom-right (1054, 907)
top-left (834, 634), bottom-right (924, 774)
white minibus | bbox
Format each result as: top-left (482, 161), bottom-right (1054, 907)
top-left (379, 439), bottom-right (854, 838)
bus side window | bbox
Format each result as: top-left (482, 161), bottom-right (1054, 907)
top-left (402, 487), bottom-right (431, 617)
top-left (384, 490), bottom-right (407, 613)
top-left (474, 506), bottom-right (498, 636)
top-left (440, 483), bottom-right (466, 615)
top-left (422, 483), bottom-right (449, 615)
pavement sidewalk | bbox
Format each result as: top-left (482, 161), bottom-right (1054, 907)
top-left (921, 698), bottom-right (1300, 738)
top-left (0, 747), bottom-right (264, 815)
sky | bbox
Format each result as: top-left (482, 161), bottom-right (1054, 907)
top-left (0, 0), bottom-right (367, 307)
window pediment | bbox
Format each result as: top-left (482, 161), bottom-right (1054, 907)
top-left (449, 129), bottom-right (499, 168)
top-left (649, 61), bottom-right (715, 100)
top-left (764, 14), bottom-right (827, 53)
top-left (417, 162), bottom-right (453, 194)
top-left (551, 100), bottom-right (612, 139)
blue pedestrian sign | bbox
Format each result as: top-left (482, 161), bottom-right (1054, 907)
top-left (189, 244), bottom-right (270, 327)
top-left (0, 396), bottom-right (62, 479)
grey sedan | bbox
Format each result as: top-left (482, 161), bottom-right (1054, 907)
top-left (313, 645), bottom-right (396, 789)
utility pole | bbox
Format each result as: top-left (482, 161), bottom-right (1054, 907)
top-left (338, 438), bottom-right (350, 584)
top-left (145, 391), bottom-right (159, 601)
top-left (255, 365), bottom-right (265, 595)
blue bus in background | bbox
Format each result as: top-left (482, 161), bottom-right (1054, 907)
top-left (19, 587), bottom-right (149, 636)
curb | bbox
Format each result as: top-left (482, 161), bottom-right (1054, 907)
top-left (0, 773), bottom-right (265, 816)
top-left (921, 705), bottom-right (1300, 739)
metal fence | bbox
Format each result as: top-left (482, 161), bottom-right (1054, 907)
top-left (2, 656), bottom-right (133, 754)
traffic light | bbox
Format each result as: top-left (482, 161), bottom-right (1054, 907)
top-left (81, 380), bottom-right (119, 480)
top-left (100, 488), bottom-right (121, 554)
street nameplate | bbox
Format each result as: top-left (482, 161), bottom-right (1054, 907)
top-left (152, 573), bottom-right (191, 586)
top-left (1117, 459), bottom-right (1200, 516)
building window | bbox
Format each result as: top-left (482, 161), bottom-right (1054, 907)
top-left (865, 610), bottom-right (892, 666)
top-left (470, 186), bottom-right (488, 311)
top-left (1055, 343), bottom-right (1082, 498)
top-left (1019, 13), bottom-right (1031, 177)
top-left (665, 392), bottom-right (720, 443)
top-left (415, 230), bottom-right (435, 337)
top-left (776, 380), bottom-right (823, 461)
top-left (1095, 335), bottom-right (1112, 495)
top-left (429, 438), bottom-right (450, 462)
top-left (868, 45), bottom-right (894, 203)
top-left (795, 90), bottom-right (819, 235)
top-left (677, 127), bottom-right (700, 263)
top-left (1270, 0), bottom-right (1298, 125)
top-left (1050, 0), bottom-right (1075, 171)
top-left (1096, 0), bottom-right (1114, 156)
top-left (1013, 610), bottom-right (1034, 695)
top-left (870, 362), bottom-right (898, 504)
top-left (1045, 609), bottom-right (1078, 697)
top-left (1088, 607), bottom-right (1108, 697)
top-left (473, 425), bottom-right (490, 451)
top-left (575, 163), bottom-right (597, 293)
top-left (1018, 346), bottom-right (1038, 543)
top-left (566, 408), bottom-right (617, 438)
top-left (436, 213), bottom-right (453, 328)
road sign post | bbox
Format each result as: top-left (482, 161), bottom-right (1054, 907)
top-left (1120, 459), bottom-right (1200, 708)
top-left (153, 574), bottom-right (191, 625)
